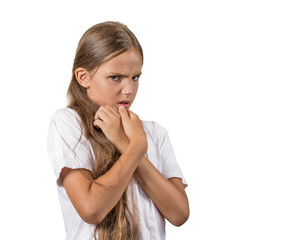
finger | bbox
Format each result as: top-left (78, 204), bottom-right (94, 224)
top-left (94, 107), bottom-right (110, 121)
top-left (93, 119), bottom-right (105, 129)
top-left (119, 106), bottom-right (130, 119)
top-left (99, 106), bottom-right (118, 119)
top-left (110, 105), bottom-right (120, 113)
top-left (127, 110), bottom-right (139, 120)
top-left (96, 109), bottom-right (110, 122)
top-left (104, 105), bottom-right (120, 118)
top-left (94, 108), bottom-right (102, 120)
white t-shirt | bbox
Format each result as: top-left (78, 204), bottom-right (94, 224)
top-left (47, 108), bottom-right (187, 240)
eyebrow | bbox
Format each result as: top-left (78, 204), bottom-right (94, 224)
top-left (108, 72), bottom-right (142, 78)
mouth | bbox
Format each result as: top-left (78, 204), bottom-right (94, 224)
top-left (118, 100), bottom-right (131, 109)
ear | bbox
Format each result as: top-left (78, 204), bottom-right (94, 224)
top-left (74, 67), bottom-right (90, 88)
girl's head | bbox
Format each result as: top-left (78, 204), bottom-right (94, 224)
top-left (67, 22), bottom-right (143, 239)
top-left (68, 21), bottom-right (143, 110)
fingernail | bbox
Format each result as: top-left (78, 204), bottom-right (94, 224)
top-left (119, 106), bottom-right (125, 111)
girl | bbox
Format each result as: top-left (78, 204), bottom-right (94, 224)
top-left (47, 21), bottom-right (189, 240)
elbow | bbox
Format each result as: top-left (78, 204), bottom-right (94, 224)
top-left (79, 203), bottom-right (105, 225)
top-left (82, 213), bottom-right (104, 225)
top-left (170, 206), bottom-right (190, 227)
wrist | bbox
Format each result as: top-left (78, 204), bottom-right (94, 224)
top-left (126, 140), bottom-right (147, 159)
top-left (117, 137), bottom-right (130, 154)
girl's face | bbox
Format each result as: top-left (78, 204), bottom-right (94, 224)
top-left (80, 49), bottom-right (143, 110)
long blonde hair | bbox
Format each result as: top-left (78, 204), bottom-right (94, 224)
top-left (67, 21), bottom-right (143, 240)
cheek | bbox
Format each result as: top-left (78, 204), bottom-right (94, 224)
top-left (134, 83), bottom-right (139, 94)
top-left (88, 81), bottom-right (110, 101)
top-left (95, 82), bottom-right (119, 100)
top-left (92, 80), bottom-right (110, 93)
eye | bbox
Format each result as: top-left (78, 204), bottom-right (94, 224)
top-left (132, 75), bottom-right (140, 81)
top-left (109, 76), bottom-right (120, 81)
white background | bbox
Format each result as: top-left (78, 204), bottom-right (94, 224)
top-left (0, 0), bottom-right (301, 239)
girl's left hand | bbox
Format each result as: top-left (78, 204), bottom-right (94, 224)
top-left (93, 105), bottom-right (129, 153)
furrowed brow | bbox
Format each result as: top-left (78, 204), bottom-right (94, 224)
top-left (108, 72), bottom-right (129, 78)
top-left (109, 72), bottom-right (142, 77)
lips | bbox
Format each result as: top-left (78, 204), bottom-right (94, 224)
top-left (119, 100), bottom-right (130, 104)
top-left (118, 100), bottom-right (131, 109)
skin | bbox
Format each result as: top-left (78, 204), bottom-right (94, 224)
top-left (61, 48), bottom-right (189, 226)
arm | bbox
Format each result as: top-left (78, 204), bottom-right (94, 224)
top-left (61, 106), bottom-right (147, 224)
top-left (134, 156), bottom-right (190, 226)
top-left (61, 140), bottom-right (144, 224)
top-left (93, 106), bottom-right (189, 226)
top-left (117, 131), bottom-right (189, 226)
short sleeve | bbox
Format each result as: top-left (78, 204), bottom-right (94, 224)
top-left (156, 123), bottom-right (188, 188)
top-left (47, 108), bottom-right (94, 186)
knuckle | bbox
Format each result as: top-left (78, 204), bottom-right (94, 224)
top-left (93, 122), bottom-right (100, 129)
top-left (95, 110), bottom-right (100, 116)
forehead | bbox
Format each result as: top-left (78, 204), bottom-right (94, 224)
top-left (101, 49), bottom-right (143, 73)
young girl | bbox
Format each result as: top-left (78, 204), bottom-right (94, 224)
top-left (47, 21), bottom-right (189, 240)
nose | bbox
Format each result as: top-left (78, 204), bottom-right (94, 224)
top-left (121, 79), bottom-right (136, 95)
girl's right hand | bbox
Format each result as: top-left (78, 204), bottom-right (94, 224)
top-left (118, 106), bottom-right (147, 155)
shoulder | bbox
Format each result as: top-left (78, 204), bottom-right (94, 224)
top-left (51, 107), bottom-right (80, 123)
top-left (48, 108), bottom-right (83, 139)
top-left (142, 120), bottom-right (167, 135)
top-left (50, 108), bottom-right (82, 129)
top-left (142, 120), bottom-right (168, 144)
